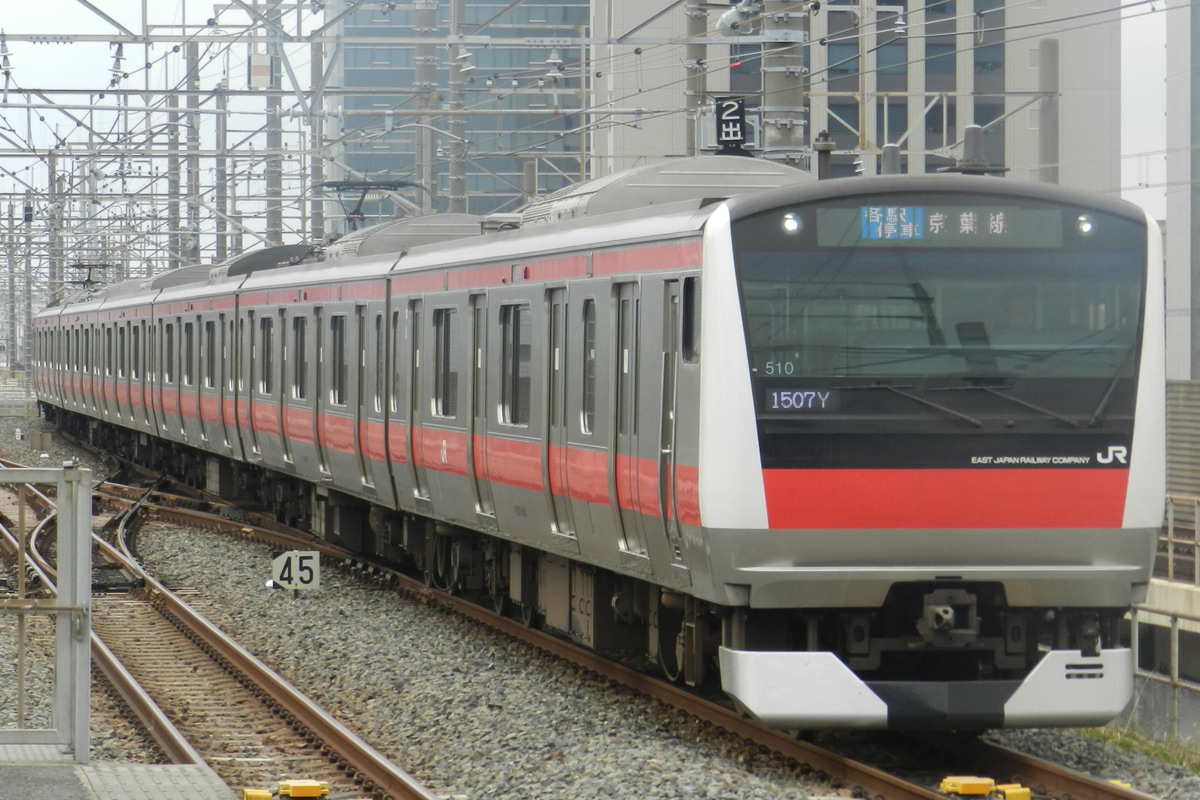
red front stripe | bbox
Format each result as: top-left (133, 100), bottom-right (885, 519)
top-left (762, 468), bottom-right (1129, 529)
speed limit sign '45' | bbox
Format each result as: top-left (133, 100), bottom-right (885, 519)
top-left (271, 550), bottom-right (321, 592)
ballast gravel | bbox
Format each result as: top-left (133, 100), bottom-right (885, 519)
top-left (3, 411), bottom-right (1200, 798)
top-left (133, 520), bottom-right (817, 799)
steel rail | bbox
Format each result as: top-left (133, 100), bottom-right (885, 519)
top-left (94, 530), bottom-right (439, 800)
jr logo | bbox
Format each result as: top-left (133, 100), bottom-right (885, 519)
top-left (1097, 445), bottom-right (1128, 465)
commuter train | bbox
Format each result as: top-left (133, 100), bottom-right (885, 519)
top-left (33, 156), bottom-right (1164, 730)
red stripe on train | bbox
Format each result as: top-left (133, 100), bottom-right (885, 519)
top-left (761, 468), bottom-right (1129, 529)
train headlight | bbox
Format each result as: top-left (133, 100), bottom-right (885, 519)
top-left (781, 212), bottom-right (803, 235)
top-left (1076, 215), bottom-right (1095, 235)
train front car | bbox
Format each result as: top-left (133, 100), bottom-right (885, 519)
top-left (701, 175), bottom-right (1164, 730)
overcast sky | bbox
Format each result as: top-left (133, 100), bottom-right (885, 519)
top-left (0, 0), bottom-right (1172, 218)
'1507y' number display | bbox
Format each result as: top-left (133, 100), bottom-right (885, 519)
top-left (768, 389), bottom-right (834, 411)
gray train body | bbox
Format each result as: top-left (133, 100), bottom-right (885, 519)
top-left (34, 157), bottom-right (1164, 730)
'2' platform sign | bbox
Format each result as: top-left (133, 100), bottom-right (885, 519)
top-left (715, 97), bottom-right (749, 154)
top-left (271, 550), bottom-right (321, 592)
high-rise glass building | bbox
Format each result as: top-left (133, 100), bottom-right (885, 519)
top-left (324, 0), bottom-right (589, 227)
top-left (322, 0), bottom-right (1121, 229)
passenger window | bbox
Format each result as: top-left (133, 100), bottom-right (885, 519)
top-left (164, 323), bottom-right (175, 383)
top-left (374, 314), bottom-right (385, 413)
top-left (501, 304), bottom-right (531, 425)
top-left (292, 317), bottom-right (307, 399)
top-left (118, 327), bottom-right (127, 377)
top-left (581, 299), bottom-right (596, 434)
top-left (183, 322), bottom-right (195, 386)
top-left (259, 317), bottom-right (274, 395)
top-left (204, 321), bottom-right (216, 388)
top-left (330, 315), bottom-right (347, 405)
top-left (433, 308), bottom-right (459, 418)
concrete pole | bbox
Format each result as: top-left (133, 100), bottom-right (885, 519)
top-left (186, 42), bottom-right (201, 264)
top-left (1038, 38), bottom-right (1059, 185)
top-left (167, 94), bottom-right (181, 270)
top-left (216, 83), bottom-right (229, 261)
top-left (6, 202), bottom-right (15, 367)
top-left (310, 41), bottom-right (325, 242)
top-left (685, 3), bottom-right (707, 157)
top-left (881, 142), bottom-right (901, 174)
top-left (761, 0), bottom-right (808, 163)
top-left (266, 5), bottom-right (284, 244)
top-left (415, 0), bottom-right (439, 215)
top-left (448, 0), bottom-right (467, 213)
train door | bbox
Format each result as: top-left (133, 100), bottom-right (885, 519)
top-left (185, 318), bottom-right (200, 440)
top-left (614, 282), bottom-right (647, 556)
top-left (365, 309), bottom-right (393, 496)
top-left (545, 288), bottom-right (575, 537)
top-left (656, 281), bottom-right (687, 566)
top-left (225, 316), bottom-right (241, 456)
top-left (116, 323), bottom-right (127, 421)
top-left (470, 296), bottom-right (495, 521)
top-left (101, 325), bottom-right (114, 418)
top-left (314, 307), bottom-right (329, 474)
top-left (283, 314), bottom-right (310, 467)
top-left (135, 322), bottom-right (149, 429)
top-left (355, 305), bottom-right (372, 485)
top-left (247, 311), bottom-right (262, 456)
top-left (278, 309), bottom-right (292, 463)
top-left (217, 315), bottom-right (233, 448)
top-left (407, 300), bottom-right (430, 502)
top-left (166, 319), bottom-right (182, 434)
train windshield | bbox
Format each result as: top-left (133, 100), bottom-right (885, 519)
top-left (730, 191), bottom-right (1147, 433)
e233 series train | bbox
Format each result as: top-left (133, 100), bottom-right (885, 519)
top-left (34, 157), bottom-right (1164, 730)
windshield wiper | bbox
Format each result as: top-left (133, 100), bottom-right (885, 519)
top-left (844, 384), bottom-right (982, 427)
top-left (1089, 346), bottom-right (1136, 427)
top-left (929, 385), bottom-right (1079, 428)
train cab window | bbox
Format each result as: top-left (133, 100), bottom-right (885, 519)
top-left (500, 304), bottom-right (531, 426)
top-left (682, 277), bottom-right (701, 363)
top-left (259, 317), bottom-right (274, 395)
top-left (581, 299), bottom-right (596, 434)
top-left (183, 322), bottom-right (195, 386)
top-left (433, 308), bottom-right (459, 418)
top-left (330, 315), bottom-right (347, 406)
top-left (204, 321), bottom-right (216, 388)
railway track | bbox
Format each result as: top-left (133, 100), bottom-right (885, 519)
top-left (0, 462), bottom-right (438, 800)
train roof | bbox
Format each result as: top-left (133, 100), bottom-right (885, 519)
top-left (721, 171), bottom-right (1151, 222)
top-left (323, 213), bottom-right (488, 263)
top-left (518, 156), bottom-right (815, 226)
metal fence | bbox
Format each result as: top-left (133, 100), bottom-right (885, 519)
top-left (0, 465), bottom-right (92, 763)
top-left (1127, 606), bottom-right (1200, 746)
